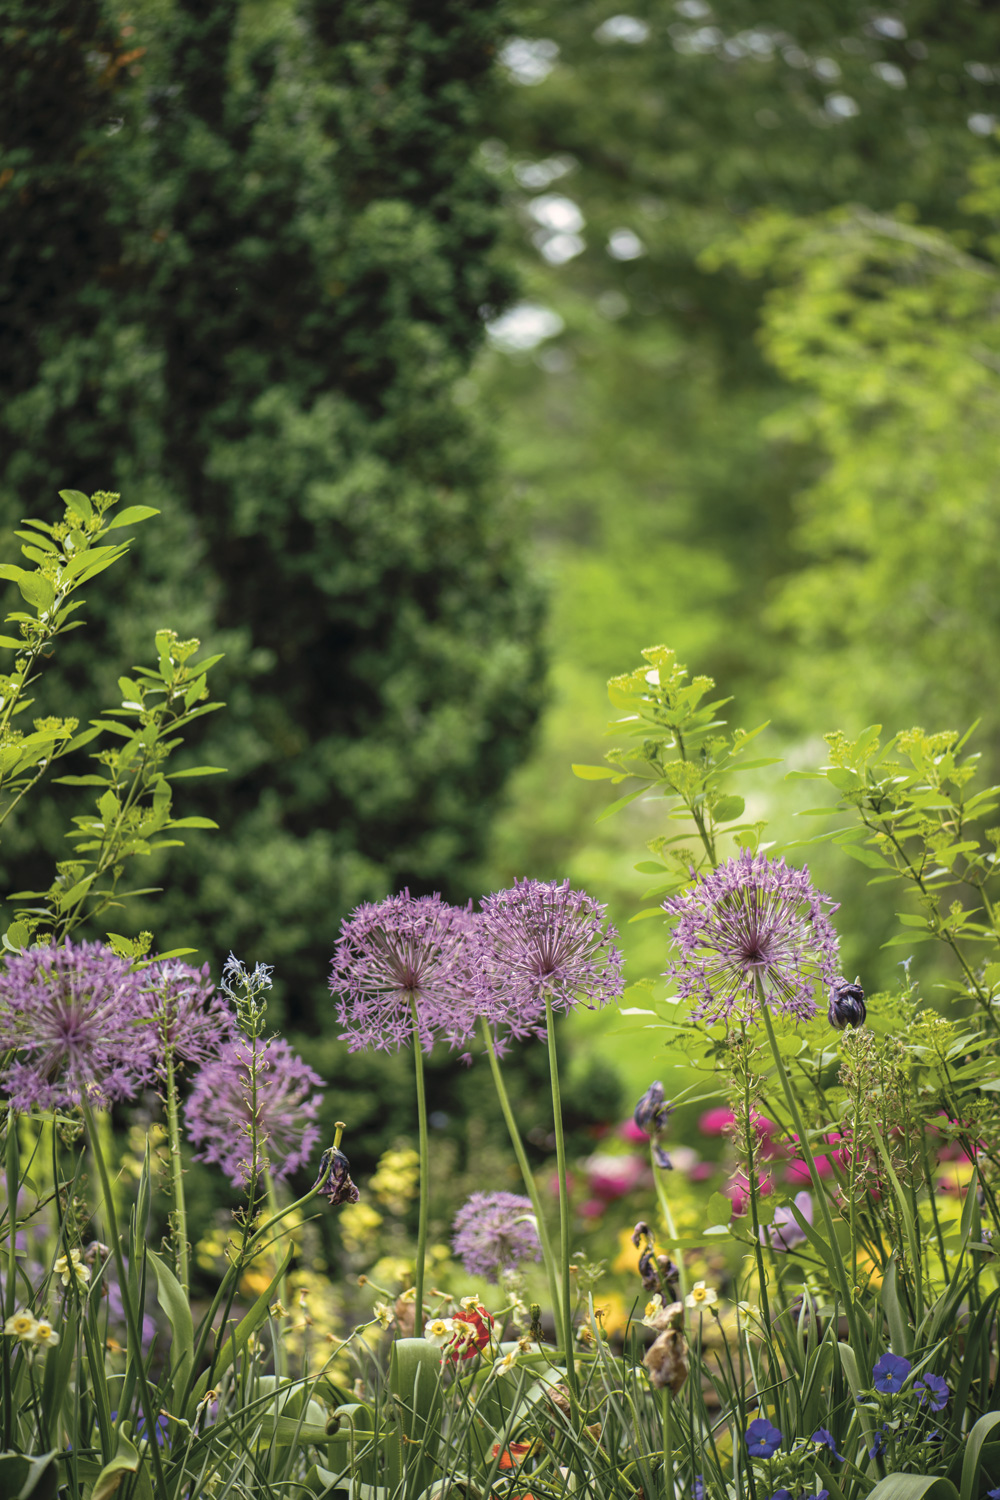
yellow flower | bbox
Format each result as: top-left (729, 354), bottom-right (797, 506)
top-left (54, 1248), bottom-right (91, 1290)
top-left (642, 1293), bottom-right (665, 1329)
top-left (4, 1311), bottom-right (38, 1342)
top-left (684, 1280), bottom-right (718, 1311)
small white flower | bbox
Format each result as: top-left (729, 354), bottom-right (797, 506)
top-left (425, 1317), bottom-right (455, 1348)
top-left (373, 1302), bottom-right (393, 1330)
top-left (492, 1348), bottom-right (519, 1375)
top-left (684, 1280), bottom-right (718, 1311)
top-left (642, 1293), bottom-right (665, 1329)
top-left (4, 1311), bottom-right (38, 1342)
top-left (31, 1319), bottom-right (60, 1348)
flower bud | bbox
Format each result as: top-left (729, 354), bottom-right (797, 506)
top-left (312, 1146), bottom-right (360, 1206)
top-left (828, 976), bottom-right (866, 1031)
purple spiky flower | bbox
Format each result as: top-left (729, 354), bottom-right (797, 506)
top-left (328, 891), bottom-right (480, 1054)
top-left (663, 851), bottom-right (840, 1025)
top-left (477, 879), bottom-right (624, 1045)
top-left (184, 1035), bottom-right (323, 1186)
top-left (0, 941), bottom-right (153, 1111)
top-left (137, 959), bottom-right (235, 1074)
top-left (451, 1191), bottom-right (542, 1282)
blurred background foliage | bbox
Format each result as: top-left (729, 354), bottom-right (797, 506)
top-left (4, 0), bottom-right (1000, 1201)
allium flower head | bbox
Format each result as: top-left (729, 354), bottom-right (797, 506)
top-left (663, 851), bottom-right (840, 1025)
top-left (138, 959), bottom-right (234, 1073)
top-left (329, 892), bottom-right (479, 1053)
top-left (0, 941), bottom-right (152, 1111)
top-left (185, 1035), bottom-right (323, 1185)
top-left (478, 879), bottom-right (623, 1043)
top-left (451, 1191), bottom-right (542, 1283)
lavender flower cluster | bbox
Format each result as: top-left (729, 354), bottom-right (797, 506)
top-left (328, 880), bottom-right (624, 1057)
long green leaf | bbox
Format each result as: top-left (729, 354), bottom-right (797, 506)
top-left (147, 1249), bottom-right (194, 1387)
top-left (185, 1245), bottom-right (293, 1421)
top-left (868, 1475), bottom-right (958, 1500)
top-left (961, 1412), bottom-right (1000, 1500)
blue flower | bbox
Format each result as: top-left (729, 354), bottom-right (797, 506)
top-left (869, 1427), bottom-right (888, 1459)
top-left (769, 1490), bottom-right (793, 1500)
top-left (811, 1428), bottom-right (844, 1462)
top-left (694, 1477), bottom-right (704, 1500)
top-left (873, 1352), bottom-right (911, 1394)
top-left (746, 1418), bottom-right (783, 1458)
top-left (913, 1373), bottom-right (949, 1412)
top-left (984, 1488), bottom-right (1000, 1500)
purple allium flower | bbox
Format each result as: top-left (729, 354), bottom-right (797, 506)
top-left (451, 1191), bottom-right (542, 1283)
top-left (872, 1352), bottom-right (911, 1393)
top-left (745, 1418), bottom-right (783, 1458)
top-left (0, 941), bottom-right (152, 1111)
top-left (477, 879), bottom-right (624, 1045)
top-left (137, 959), bottom-right (235, 1074)
top-left (312, 1147), bottom-right (360, 1206)
top-left (663, 851), bottom-right (840, 1025)
top-left (329, 892), bottom-right (479, 1054)
top-left (914, 1372), bottom-right (949, 1411)
top-left (184, 1036), bottom-right (323, 1186)
top-left (811, 1429), bottom-right (844, 1462)
top-left (762, 1192), bottom-right (812, 1253)
top-left (828, 977), bottom-right (866, 1031)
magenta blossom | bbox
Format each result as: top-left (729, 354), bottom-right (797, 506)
top-left (185, 1035), bottom-right (323, 1185)
top-left (329, 892), bottom-right (479, 1054)
top-left (663, 851), bottom-right (840, 1025)
top-left (0, 941), bottom-right (152, 1111)
top-left (137, 959), bottom-right (235, 1074)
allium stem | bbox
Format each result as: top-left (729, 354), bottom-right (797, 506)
top-left (264, 1169), bottom-right (287, 1378)
top-left (163, 1046), bottom-right (189, 1296)
top-left (82, 1099), bottom-right (170, 1500)
top-left (755, 978), bottom-right (864, 1360)
top-left (544, 993), bottom-right (576, 1400)
top-left (661, 1385), bottom-right (675, 1500)
top-left (479, 1016), bottom-right (565, 1348)
top-left (650, 1156), bottom-right (687, 1303)
top-left (410, 997), bottom-right (429, 1337)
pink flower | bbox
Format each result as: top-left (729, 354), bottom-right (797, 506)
top-left (699, 1107), bottom-right (735, 1136)
top-left (786, 1155), bottom-right (834, 1185)
top-left (725, 1171), bottom-right (773, 1216)
top-left (619, 1119), bottom-right (649, 1144)
top-left (586, 1154), bottom-right (646, 1201)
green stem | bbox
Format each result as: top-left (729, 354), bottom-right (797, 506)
top-left (264, 1171), bottom-right (287, 1380)
top-left (410, 998), bottom-right (429, 1337)
top-left (755, 981), bottom-right (864, 1360)
top-left (544, 994), bottom-right (576, 1398)
top-left (82, 1100), bottom-right (170, 1500)
top-left (479, 1017), bottom-right (565, 1348)
top-left (651, 1156), bottom-right (687, 1302)
top-left (661, 1385), bottom-right (675, 1500)
top-left (163, 1047), bottom-right (189, 1296)
top-left (739, 1026), bottom-right (773, 1333)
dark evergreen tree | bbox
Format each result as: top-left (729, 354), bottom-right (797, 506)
top-left (0, 0), bottom-right (545, 1023)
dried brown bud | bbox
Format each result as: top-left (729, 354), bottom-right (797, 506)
top-left (643, 1313), bottom-right (689, 1394)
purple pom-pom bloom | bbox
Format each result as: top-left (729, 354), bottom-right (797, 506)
top-left (914, 1372), bottom-right (949, 1411)
top-left (185, 1036), bottom-right (322, 1186)
top-left (329, 892), bottom-right (479, 1054)
top-left (477, 879), bottom-right (624, 1045)
top-left (663, 851), bottom-right (840, 1025)
top-left (451, 1191), bottom-right (542, 1283)
top-left (745, 1418), bottom-right (783, 1458)
top-left (137, 959), bottom-right (235, 1074)
top-left (0, 941), bottom-right (152, 1111)
top-left (873, 1352), bottom-right (911, 1393)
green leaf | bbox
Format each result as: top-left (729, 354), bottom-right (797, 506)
top-left (186, 1245), bottom-right (294, 1420)
top-left (147, 1248), bottom-right (194, 1386)
top-left (58, 489), bottom-right (93, 518)
top-left (167, 765), bottom-right (227, 779)
top-left (595, 786), bottom-right (647, 822)
top-left (17, 572), bottom-right (54, 612)
top-left (91, 1432), bottom-right (153, 1500)
top-left (0, 635), bottom-right (25, 649)
top-left (838, 841), bottom-right (894, 870)
top-left (103, 505), bottom-right (160, 530)
top-left (572, 763), bottom-right (618, 780)
top-left (712, 794), bottom-right (745, 822)
top-left (167, 816), bottom-right (219, 829)
top-left (0, 1450), bottom-right (61, 1500)
top-left (959, 1410), bottom-right (1000, 1500)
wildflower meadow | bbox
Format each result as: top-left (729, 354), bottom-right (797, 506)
top-left (1, 493), bottom-right (1000, 1500)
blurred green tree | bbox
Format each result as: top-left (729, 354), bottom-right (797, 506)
top-left (0, 0), bottom-right (545, 1022)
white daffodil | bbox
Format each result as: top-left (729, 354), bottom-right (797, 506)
top-left (4, 1311), bottom-right (38, 1342)
top-left (684, 1280), bottom-right (718, 1311)
top-left (373, 1302), bottom-right (393, 1330)
top-left (30, 1319), bottom-right (59, 1348)
top-left (642, 1293), bottom-right (665, 1329)
top-left (424, 1317), bottom-right (455, 1348)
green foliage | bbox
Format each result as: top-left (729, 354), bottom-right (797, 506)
top-left (0, 0), bottom-right (543, 1017)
